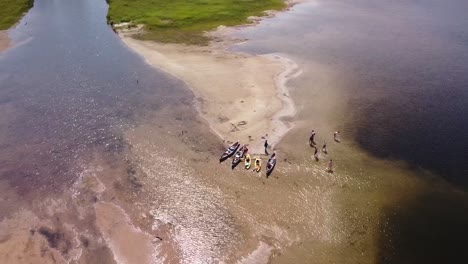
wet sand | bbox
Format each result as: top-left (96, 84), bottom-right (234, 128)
top-left (95, 202), bottom-right (157, 264)
top-left (0, 31), bottom-right (10, 52)
top-left (121, 36), bottom-right (300, 154)
top-left (120, 110), bottom-right (343, 263)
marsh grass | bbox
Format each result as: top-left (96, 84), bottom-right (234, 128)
top-left (107, 0), bottom-right (285, 45)
top-left (0, 0), bottom-right (33, 30)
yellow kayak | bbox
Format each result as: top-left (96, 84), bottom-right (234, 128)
top-left (254, 157), bottom-right (261, 172)
top-left (244, 154), bottom-right (251, 170)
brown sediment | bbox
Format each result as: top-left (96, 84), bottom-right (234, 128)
top-left (0, 151), bottom-right (170, 264)
top-left (0, 210), bottom-right (68, 264)
top-left (94, 202), bottom-right (158, 264)
top-left (0, 31), bottom-right (10, 52)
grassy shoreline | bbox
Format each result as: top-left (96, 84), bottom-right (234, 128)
top-left (0, 0), bottom-right (33, 30)
top-left (106, 0), bottom-right (286, 45)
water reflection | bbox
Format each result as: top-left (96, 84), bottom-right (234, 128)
top-left (0, 0), bottom-right (190, 194)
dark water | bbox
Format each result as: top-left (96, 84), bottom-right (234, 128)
top-left (0, 0), bottom-right (190, 196)
top-left (377, 189), bottom-right (468, 264)
top-left (235, 0), bottom-right (468, 188)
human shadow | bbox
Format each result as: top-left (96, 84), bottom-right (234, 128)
top-left (219, 155), bottom-right (229, 163)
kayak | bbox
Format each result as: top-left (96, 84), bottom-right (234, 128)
top-left (219, 142), bottom-right (240, 162)
top-left (254, 158), bottom-right (261, 172)
top-left (244, 154), bottom-right (251, 170)
top-left (266, 153), bottom-right (277, 176)
top-left (232, 145), bottom-right (246, 168)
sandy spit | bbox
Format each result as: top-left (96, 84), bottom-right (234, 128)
top-left (95, 202), bottom-right (161, 264)
top-left (120, 36), bottom-right (301, 154)
top-left (0, 31), bottom-right (10, 52)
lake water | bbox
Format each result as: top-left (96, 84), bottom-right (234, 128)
top-left (0, 0), bottom-right (191, 196)
top-left (1, 0), bottom-right (468, 263)
top-left (234, 0), bottom-right (468, 262)
top-left (0, 0), bottom-right (255, 263)
top-left (236, 0), bottom-right (468, 187)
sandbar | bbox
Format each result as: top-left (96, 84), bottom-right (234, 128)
top-left (121, 34), bottom-right (300, 154)
top-left (0, 31), bottom-right (10, 52)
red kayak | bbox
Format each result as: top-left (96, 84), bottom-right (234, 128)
top-left (232, 145), bottom-right (247, 168)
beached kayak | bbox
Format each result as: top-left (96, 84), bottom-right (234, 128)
top-left (232, 145), bottom-right (246, 168)
top-left (254, 157), bottom-right (261, 172)
top-left (219, 142), bottom-right (239, 162)
top-left (244, 154), bottom-right (251, 169)
top-left (266, 153), bottom-right (277, 176)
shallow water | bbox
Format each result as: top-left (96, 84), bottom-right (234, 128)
top-left (0, 0), bottom-right (190, 196)
top-left (0, 0), bottom-right (254, 263)
top-left (235, 0), bottom-right (468, 187)
top-left (2, 0), bottom-right (468, 263)
top-left (233, 0), bottom-right (468, 262)
top-left (0, 0), bottom-right (220, 262)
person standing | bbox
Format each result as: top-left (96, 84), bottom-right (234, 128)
top-left (264, 139), bottom-right (269, 155)
top-left (322, 141), bottom-right (327, 153)
top-left (309, 130), bottom-right (316, 146)
top-left (314, 146), bottom-right (319, 161)
top-left (326, 159), bottom-right (333, 173)
top-left (333, 131), bottom-right (340, 142)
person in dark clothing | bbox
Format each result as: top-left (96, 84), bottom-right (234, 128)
top-left (314, 146), bottom-right (319, 161)
top-left (322, 142), bottom-right (327, 154)
top-left (264, 140), bottom-right (269, 155)
top-left (309, 130), bottom-right (316, 146)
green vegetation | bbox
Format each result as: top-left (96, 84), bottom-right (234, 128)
top-left (107, 0), bottom-right (286, 45)
top-left (0, 0), bottom-right (33, 30)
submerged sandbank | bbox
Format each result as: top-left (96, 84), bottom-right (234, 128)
top-left (0, 31), bottom-right (10, 52)
top-left (121, 35), bottom-right (300, 154)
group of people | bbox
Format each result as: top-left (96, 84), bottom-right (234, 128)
top-left (259, 129), bottom-right (340, 174)
top-left (309, 130), bottom-right (340, 173)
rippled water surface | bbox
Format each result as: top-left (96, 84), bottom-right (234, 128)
top-left (0, 0), bottom-right (190, 195)
top-left (2, 0), bottom-right (468, 263)
top-left (235, 0), bottom-right (468, 187)
top-left (0, 0), bottom-right (247, 262)
top-left (233, 0), bottom-right (468, 262)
